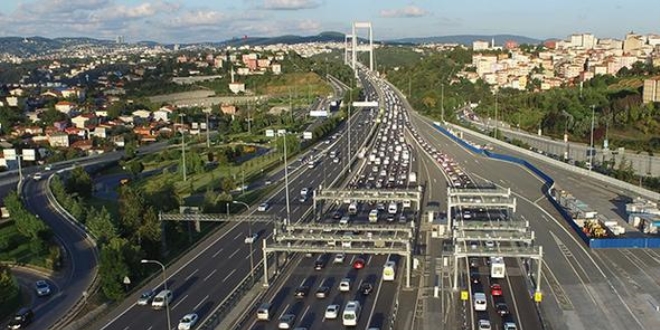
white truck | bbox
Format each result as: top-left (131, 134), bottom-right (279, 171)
top-left (408, 172), bottom-right (417, 184)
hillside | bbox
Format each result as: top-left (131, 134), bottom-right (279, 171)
top-left (389, 34), bottom-right (543, 46)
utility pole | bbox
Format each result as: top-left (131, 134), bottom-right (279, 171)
top-left (441, 83), bottom-right (445, 122)
top-left (205, 111), bottom-right (210, 149)
top-left (246, 101), bottom-right (252, 134)
top-left (590, 105), bottom-right (596, 171)
top-left (281, 133), bottom-right (291, 225)
top-left (179, 114), bottom-right (187, 182)
top-left (494, 93), bottom-right (498, 137)
top-left (289, 87), bottom-right (294, 123)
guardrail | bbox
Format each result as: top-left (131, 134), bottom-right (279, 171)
top-left (45, 172), bottom-right (101, 330)
top-left (431, 122), bottom-right (660, 249)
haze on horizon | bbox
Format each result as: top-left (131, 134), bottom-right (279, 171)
top-left (0, 0), bottom-right (656, 43)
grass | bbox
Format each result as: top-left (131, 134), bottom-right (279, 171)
top-left (0, 221), bottom-right (49, 267)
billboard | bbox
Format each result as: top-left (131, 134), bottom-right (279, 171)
top-left (277, 129), bottom-right (286, 136)
top-left (303, 132), bottom-right (313, 140)
top-left (22, 149), bottom-right (36, 161)
top-left (265, 129), bottom-right (275, 137)
top-left (352, 101), bottom-right (378, 107)
top-left (2, 149), bottom-right (16, 160)
top-left (192, 122), bottom-right (199, 130)
top-left (309, 110), bottom-right (329, 117)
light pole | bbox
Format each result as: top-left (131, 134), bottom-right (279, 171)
top-left (179, 114), bottom-right (187, 181)
top-left (590, 105), bottom-right (596, 171)
top-left (441, 83), bottom-right (445, 122)
top-left (279, 132), bottom-right (291, 225)
top-left (205, 110), bottom-right (211, 149)
top-left (233, 200), bottom-right (255, 283)
top-left (141, 259), bottom-right (171, 330)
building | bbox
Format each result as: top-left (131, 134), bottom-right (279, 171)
top-left (220, 104), bottom-right (237, 115)
top-left (71, 114), bottom-right (96, 128)
top-left (229, 82), bottom-right (246, 94)
top-left (643, 77), bottom-right (660, 104)
top-left (48, 132), bottom-right (70, 148)
top-left (473, 40), bottom-right (490, 51)
top-left (623, 33), bottom-right (644, 53)
top-left (55, 101), bottom-right (75, 114)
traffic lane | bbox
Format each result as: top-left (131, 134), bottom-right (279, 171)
top-left (21, 178), bottom-right (97, 330)
top-left (10, 268), bottom-right (58, 311)
top-left (504, 259), bottom-right (542, 330)
top-left (363, 255), bottom-right (400, 330)
top-left (102, 108), bottom-right (373, 329)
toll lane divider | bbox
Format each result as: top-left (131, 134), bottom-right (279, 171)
top-left (430, 122), bottom-right (660, 249)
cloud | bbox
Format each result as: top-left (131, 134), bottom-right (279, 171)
top-left (380, 5), bottom-right (428, 18)
top-left (262, 0), bottom-right (321, 10)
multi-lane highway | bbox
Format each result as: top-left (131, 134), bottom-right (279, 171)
top-left (93, 74), bottom-right (379, 330)
top-left (241, 81), bottom-right (416, 330)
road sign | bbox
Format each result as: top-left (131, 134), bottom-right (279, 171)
top-left (22, 149), bottom-right (36, 161)
top-left (460, 290), bottom-right (468, 301)
top-left (123, 276), bottom-right (131, 285)
top-left (534, 291), bottom-right (542, 302)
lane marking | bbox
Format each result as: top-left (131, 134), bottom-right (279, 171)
top-left (211, 248), bottom-right (224, 258)
top-left (171, 294), bottom-right (188, 310)
top-left (203, 269), bottom-right (217, 282)
top-left (193, 295), bottom-right (209, 311)
top-left (228, 249), bottom-right (240, 259)
top-left (185, 269), bottom-right (199, 281)
top-left (222, 269), bottom-right (236, 283)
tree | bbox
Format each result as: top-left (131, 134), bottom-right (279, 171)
top-left (125, 161), bottom-right (144, 177)
top-left (98, 237), bottom-right (130, 301)
top-left (38, 108), bottom-right (67, 126)
top-left (66, 166), bottom-right (93, 199)
top-left (118, 185), bottom-right (146, 240)
top-left (3, 191), bottom-right (49, 240)
top-left (87, 207), bottom-right (118, 245)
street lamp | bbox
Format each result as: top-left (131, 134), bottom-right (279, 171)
top-left (278, 132), bottom-right (291, 226)
top-left (179, 114), bottom-right (187, 181)
top-left (141, 259), bottom-right (171, 330)
top-left (232, 200), bottom-right (255, 283)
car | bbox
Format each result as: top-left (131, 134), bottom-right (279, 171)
top-left (35, 280), bottom-right (51, 297)
top-left (503, 322), bottom-right (518, 330)
top-left (300, 188), bottom-right (309, 196)
top-left (339, 278), bottom-right (351, 292)
top-left (33, 172), bottom-right (42, 181)
top-left (470, 271), bottom-right (481, 284)
top-left (332, 211), bottom-right (343, 220)
top-left (44, 164), bottom-right (52, 171)
top-left (485, 240), bottom-right (495, 249)
top-left (469, 258), bottom-right (479, 268)
top-left (314, 255), bottom-right (328, 270)
top-left (478, 319), bottom-right (492, 330)
top-left (496, 302), bottom-right (510, 317)
top-left (333, 253), bottom-right (345, 264)
top-left (360, 283), bottom-right (374, 295)
top-left (177, 313), bottom-right (199, 330)
top-left (278, 313), bottom-right (296, 329)
top-left (244, 233), bottom-right (258, 244)
top-left (325, 304), bottom-right (340, 319)
top-left (315, 285), bottom-right (330, 298)
top-left (7, 307), bottom-right (33, 329)
top-left (264, 179), bottom-right (272, 185)
top-left (490, 283), bottom-right (503, 297)
top-left (257, 202), bottom-right (269, 212)
top-left (294, 285), bottom-right (310, 298)
top-left (299, 195), bottom-right (309, 203)
top-left (333, 157), bottom-right (340, 163)
top-left (137, 289), bottom-right (156, 305)
top-left (353, 258), bottom-right (365, 269)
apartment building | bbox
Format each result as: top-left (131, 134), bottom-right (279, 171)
top-left (643, 77), bottom-right (660, 104)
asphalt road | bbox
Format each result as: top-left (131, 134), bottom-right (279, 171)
top-left (409, 111), bottom-right (658, 330)
top-left (94, 93), bottom-right (377, 330)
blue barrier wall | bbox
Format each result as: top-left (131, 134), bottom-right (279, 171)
top-left (431, 123), bottom-right (660, 249)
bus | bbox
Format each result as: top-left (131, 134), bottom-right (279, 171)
top-left (342, 300), bottom-right (361, 326)
top-left (383, 260), bottom-right (396, 281)
top-left (490, 257), bottom-right (506, 278)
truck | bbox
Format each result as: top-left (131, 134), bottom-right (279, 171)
top-left (408, 172), bottom-right (417, 184)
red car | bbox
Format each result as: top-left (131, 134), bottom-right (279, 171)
top-left (490, 283), bottom-right (503, 297)
top-left (353, 258), bottom-right (365, 270)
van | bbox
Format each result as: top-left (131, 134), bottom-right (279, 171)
top-left (152, 290), bottom-right (173, 310)
top-left (388, 202), bottom-right (398, 215)
top-left (473, 292), bottom-right (487, 311)
top-left (256, 302), bottom-right (273, 321)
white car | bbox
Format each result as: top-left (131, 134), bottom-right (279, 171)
top-left (325, 304), bottom-right (340, 319)
top-left (177, 313), bottom-right (198, 330)
top-left (339, 278), bottom-right (351, 292)
top-left (33, 173), bottom-right (43, 181)
top-left (503, 322), bottom-right (517, 330)
top-left (333, 253), bottom-right (345, 264)
top-left (35, 280), bottom-right (51, 296)
top-left (485, 240), bottom-right (495, 249)
top-left (257, 202), bottom-right (269, 212)
top-left (478, 319), bottom-right (492, 330)
top-left (244, 233), bottom-right (258, 244)
top-left (44, 165), bottom-right (52, 171)
top-left (278, 314), bottom-right (295, 329)
top-left (300, 188), bottom-right (309, 196)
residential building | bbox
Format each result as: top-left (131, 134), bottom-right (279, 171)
top-left (643, 77), bottom-right (660, 104)
top-left (473, 40), bottom-right (490, 51)
top-left (55, 101), bottom-right (75, 114)
top-left (624, 33), bottom-right (644, 53)
top-left (220, 104), bottom-right (237, 115)
top-left (48, 133), bottom-right (70, 148)
top-left (71, 114), bottom-right (96, 128)
top-left (229, 82), bottom-right (246, 94)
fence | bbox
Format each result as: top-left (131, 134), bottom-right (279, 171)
top-left (431, 123), bottom-right (660, 249)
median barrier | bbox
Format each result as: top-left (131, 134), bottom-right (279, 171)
top-left (431, 122), bottom-right (660, 249)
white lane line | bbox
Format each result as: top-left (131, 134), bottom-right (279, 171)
top-left (193, 295), bottom-right (209, 311)
top-left (300, 305), bottom-right (311, 323)
top-left (185, 269), bottom-right (199, 281)
top-left (212, 248), bottom-right (224, 258)
top-left (222, 269), bottom-right (236, 283)
top-left (228, 249), bottom-right (240, 260)
top-left (233, 232), bottom-right (242, 240)
top-left (146, 327), bottom-right (152, 330)
top-left (279, 303), bottom-right (291, 319)
top-left (123, 327), bottom-right (130, 330)
top-left (171, 294), bottom-right (188, 310)
top-left (203, 269), bottom-right (217, 282)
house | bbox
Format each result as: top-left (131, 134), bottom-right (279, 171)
top-left (55, 101), bottom-right (75, 114)
top-left (94, 109), bottom-right (109, 117)
top-left (61, 87), bottom-right (85, 101)
top-left (71, 114), bottom-right (96, 129)
top-left (237, 67), bottom-right (250, 75)
top-left (92, 126), bottom-right (107, 139)
top-left (229, 82), bottom-right (245, 94)
top-left (118, 115), bottom-right (136, 124)
top-left (220, 105), bottom-right (237, 115)
top-left (153, 106), bottom-right (174, 122)
top-left (271, 63), bottom-right (282, 75)
top-left (48, 133), bottom-right (70, 148)
top-left (71, 139), bottom-right (93, 152)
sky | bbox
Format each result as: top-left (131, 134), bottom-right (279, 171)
top-left (0, 0), bottom-right (657, 43)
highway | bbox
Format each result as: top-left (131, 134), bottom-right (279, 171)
top-left (94, 75), bottom-right (378, 330)
top-left (240, 73), bottom-right (415, 330)
top-left (406, 107), bottom-right (656, 329)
